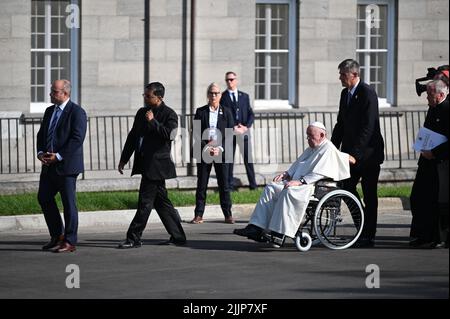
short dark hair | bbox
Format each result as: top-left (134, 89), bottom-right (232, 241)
top-left (225, 71), bottom-right (236, 77)
top-left (145, 82), bottom-right (165, 98)
top-left (338, 59), bottom-right (360, 75)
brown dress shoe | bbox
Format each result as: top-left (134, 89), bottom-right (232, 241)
top-left (54, 242), bottom-right (76, 253)
top-left (224, 216), bottom-right (235, 224)
top-left (190, 216), bottom-right (204, 224)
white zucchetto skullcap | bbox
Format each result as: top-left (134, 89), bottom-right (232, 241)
top-left (309, 121), bottom-right (327, 132)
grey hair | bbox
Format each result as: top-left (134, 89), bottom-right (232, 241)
top-left (428, 79), bottom-right (449, 95)
top-left (338, 59), bottom-right (360, 75)
top-left (206, 82), bottom-right (221, 97)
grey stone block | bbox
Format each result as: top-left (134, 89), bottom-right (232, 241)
top-left (115, 39), bottom-right (145, 61)
top-left (412, 20), bottom-right (439, 40)
top-left (228, 0), bottom-right (255, 17)
top-left (11, 15), bottom-right (29, 38)
top-left (211, 39), bottom-right (253, 61)
top-left (1, 0), bottom-right (29, 15)
top-left (81, 62), bottom-right (99, 86)
top-left (0, 17), bottom-right (11, 38)
top-left (149, 39), bottom-right (167, 60)
top-left (150, 16), bottom-right (182, 39)
top-left (0, 39), bottom-right (29, 61)
top-left (98, 62), bottom-right (143, 86)
top-left (82, 0), bottom-right (117, 16)
top-left (316, 19), bottom-right (342, 40)
top-left (398, 41), bottom-right (423, 61)
top-left (427, 0), bottom-right (449, 18)
top-left (117, 0), bottom-right (143, 16)
top-left (398, 0), bottom-right (427, 19)
top-left (299, 0), bottom-right (329, 18)
top-left (99, 16), bottom-right (130, 39)
top-left (328, 39), bottom-right (356, 61)
top-left (82, 39), bottom-right (115, 62)
top-left (81, 16), bottom-right (100, 39)
top-left (197, 0), bottom-right (228, 17)
top-left (299, 39), bottom-right (328, 60)
top-left (166, 0), bottom-right (184, 16)
top-left (438, 20), bottom-right (449, 40)
top-left (197, 17), bottom-right (239, 39)
top-left (129, 17), bottom-right (145, 39)
top-left (329, 0), bottom-right (356, 19)
top-left (423, 40), bottom-right (449, 60)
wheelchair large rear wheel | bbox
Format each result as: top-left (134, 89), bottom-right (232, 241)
top-left (313, 190), bottom-right (364, 250)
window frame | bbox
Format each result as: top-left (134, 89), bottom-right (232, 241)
top-left (30, 0), bottom-right (80, 113)
top-left (255, 0), bottom-right (297, 110)
top-left (356, 0), bottom-right (396, 107)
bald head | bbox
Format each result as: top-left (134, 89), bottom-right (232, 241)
top-left (50, 79), bottom-right (71, 105)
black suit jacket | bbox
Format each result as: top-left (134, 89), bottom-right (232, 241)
top-left (331, 81), bottom-right (385, 165)
top-left (419, 98), bottom-right (449, 166)
top-left (120, 102), bottom-right (178, 180)
top-left (220, 90), bottom-right (255, 127)
top-left (193, 104), bottom-right (234, 163)
top-left (37, 100), bottom-right (87, 175)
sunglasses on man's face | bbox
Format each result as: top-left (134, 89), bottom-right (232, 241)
top-left (225, 78), bottom-right (236, 82)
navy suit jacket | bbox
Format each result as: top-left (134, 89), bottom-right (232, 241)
top-left (220, 90), bottom-right (255, 128)
top-left (331, 81), bottom-right (385, 166)
top-left (120, 102), bottom-right (178, 180)
top-left (37, 100), bottom-right (87, 175)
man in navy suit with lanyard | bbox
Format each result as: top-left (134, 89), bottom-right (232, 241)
top-left (37, 79), bottom-right (87, 253)
top-left (220, 71), bottom-right (257, 190)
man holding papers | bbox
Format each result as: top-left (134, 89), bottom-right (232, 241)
top-left (410, 79), bottom-right (449, 249)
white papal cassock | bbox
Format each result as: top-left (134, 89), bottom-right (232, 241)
top-left (249, 139), bottom-right (351, 238)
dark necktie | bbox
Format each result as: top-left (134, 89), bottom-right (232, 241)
top-left (347, 91), bottom-right (352, 106)
top-left (232, 92), bottom-right (239, 121)
top-left (46, 106), bottom-right (61, 152)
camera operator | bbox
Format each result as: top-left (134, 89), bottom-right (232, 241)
top-left (410, 77), bottom-right (449, 249)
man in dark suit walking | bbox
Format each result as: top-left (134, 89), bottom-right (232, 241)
top-left (37, 79), bottom-right (87, 253)
top-left (117, 82), bottom-right (186, 248)
top-left (331, 59), bottom-right (385, 248)
top-left (220, 71), bottom-right (257, 190)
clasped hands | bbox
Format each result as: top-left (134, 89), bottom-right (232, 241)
top-left (38, 152), bottom-right (58, 165)
top-left (272, 172), bottom-right (302, 189)
top-left (234, 124), bottom-right (248, 135)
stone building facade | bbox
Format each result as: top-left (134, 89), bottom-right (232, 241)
top-left (0, 0), bottom-right (448, 117)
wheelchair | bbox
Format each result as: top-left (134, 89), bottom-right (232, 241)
top-left (292, 179), bottom-right (364, 251)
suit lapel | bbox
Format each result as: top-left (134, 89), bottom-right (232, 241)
top-left (55, 100), bottom-right (71, 131)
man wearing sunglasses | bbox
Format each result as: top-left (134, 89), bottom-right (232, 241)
top-left (220, 71), bottom-right (257, 191)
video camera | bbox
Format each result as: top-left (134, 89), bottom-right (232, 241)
top-left (415, 65), bottom-right (450, 96)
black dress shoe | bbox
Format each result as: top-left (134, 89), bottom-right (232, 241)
top-left (157, 238), bottom-right (186, 246)
top-left (42, 235), bottom-right (64, 251)
top-left (352, 238), bottom-right (375, 248)
top-left (117, 240), bottom-right (142, 249)
top-left (233, 225), bottom-right (265, 242)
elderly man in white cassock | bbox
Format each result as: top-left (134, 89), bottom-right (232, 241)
top-left (233, 121), bottom-right (355, 246)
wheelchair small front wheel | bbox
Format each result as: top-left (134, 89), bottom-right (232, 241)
top-left (295, 232), bottom-right (312, 252)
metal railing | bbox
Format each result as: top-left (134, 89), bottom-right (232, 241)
top-left (0, 110), bottom-right (428, 176)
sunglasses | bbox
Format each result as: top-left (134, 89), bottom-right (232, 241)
top-left (225, 78), bottom-right (236, 82)
top-left (208, 92), bottom-right (221, 96)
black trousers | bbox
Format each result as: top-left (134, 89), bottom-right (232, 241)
top-left (342, 161), bottom-right (381, 240)
top-left (228, 135), bottom-right (257, 189)
top-left (195, 162), bottom-right (232, 218)
top-left (410, 160), bottom-right (440, 243)
top-left (126, 177), bottom-right (186, 243)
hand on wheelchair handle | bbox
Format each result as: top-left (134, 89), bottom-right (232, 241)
top-left (349, 155), bottom-right (356, 165)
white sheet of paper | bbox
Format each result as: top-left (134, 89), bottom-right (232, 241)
top-left (413, 127), bottom-right (448, 152)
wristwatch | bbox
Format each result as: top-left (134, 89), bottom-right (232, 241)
top-left (299, 178), bottom-right (307, 185)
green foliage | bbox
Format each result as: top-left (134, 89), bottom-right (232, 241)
top-left (0, 185), bottom-right (411, 216)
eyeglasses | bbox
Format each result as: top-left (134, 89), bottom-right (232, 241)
top-left (50, 89), bottom-right (64, 94)
top-left (142, 93), bottom-right (158, 99)
top-left (225, 78), bottom-right (236, 82)
top-left (208, 92), bottom-right (221, 96)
